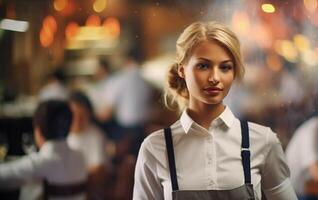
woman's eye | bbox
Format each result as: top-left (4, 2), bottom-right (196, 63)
top-left (196, 63), bottom-right (209, 69)
top-left (220, 64), bottom-right (233, 72)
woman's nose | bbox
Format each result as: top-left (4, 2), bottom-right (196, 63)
top-left (208, 69), bottom-right (220, 84)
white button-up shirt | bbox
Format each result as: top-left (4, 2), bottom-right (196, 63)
top-left (0, 140), bottom-right (87, 200)
top-left (101, 67), bottom-right (152, 127)
top-left (67, 124), bottom-right (108, 168)
top-left (133, 106), bottom-right (297, 200)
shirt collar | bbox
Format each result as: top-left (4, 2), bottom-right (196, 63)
top-left (180, 106), bottom-right (235, 134)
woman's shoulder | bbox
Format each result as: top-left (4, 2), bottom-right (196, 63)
top-left (144, 120), bottom-right (181, 142)
top-left (140, 121), bottom-right (181, 156)
top-left (247, 121), bottom-right (279, 146)
top-left (247, 121), bottom-right (272, 134)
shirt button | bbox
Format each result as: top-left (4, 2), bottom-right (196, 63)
top-left (209, 180), bottom-right (214, 186)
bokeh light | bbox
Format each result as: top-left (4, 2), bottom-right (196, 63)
top-left (86, 15), bottom-right (101, 26)
top-left (103, 17), bottom-right (120, 38)
top-left (302, 49), bottom-right (318, 66)
top-left (293, 34), bottom-right (310, 52)
top-left (274, 40), bottom-right (298, 63)
top-left (39, 27), bottom-right (54, 47)
top-left (261, 3), bottom-right (275, 13)
top-left (65, 22), bottom-right (79, 40)
top-left (54, 0), bottom-right (67, 11)
top-left (266, 53), bottom-right (283, 72)
top-left (43, 16), bottom-right (57, 34)
top-left (93, 0), bottom-right (107, 13)
top-left (303, 0), bottom-right (318, 13)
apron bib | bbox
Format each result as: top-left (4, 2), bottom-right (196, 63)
top-left (164, 120), bottom-right (255, 200)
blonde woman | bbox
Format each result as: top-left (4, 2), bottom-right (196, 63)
top-left (133, 21), bottom-right (297, 200)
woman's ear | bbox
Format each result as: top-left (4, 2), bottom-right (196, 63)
top-left (177, 64), bottom-right (185, 78)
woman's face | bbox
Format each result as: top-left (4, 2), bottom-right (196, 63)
top-left (179, 40), bottom-right (235, 109)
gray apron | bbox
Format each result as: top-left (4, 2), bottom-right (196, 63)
top-left (164, 120), bottom-right (255, 200)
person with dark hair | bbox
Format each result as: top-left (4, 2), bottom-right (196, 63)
top-left (0, 100), bottom-right (87, 200)
top-left (39, 68), bottom-right (69, 101)
top-left (67, 91), bottom-right (113, 199)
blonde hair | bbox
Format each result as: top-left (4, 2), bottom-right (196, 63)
top-left (164, 21), bottom-right (244, 111)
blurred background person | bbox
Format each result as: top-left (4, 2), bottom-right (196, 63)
top-left (0, 100), bottom-right (87, 200)
top-left (286, 116), bottom-right (318, 200)
top-left (98, 50), bottom-right (154, 157)
top-left (67, 91), bottom-right (113, 200)
top-left (38, 68), bottom-right (69, 101)
top-left (86, 58), bottom-right (113, 115)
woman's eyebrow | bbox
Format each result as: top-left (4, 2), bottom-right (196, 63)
top-left (197, 57), bottom-right (211, 62)
top-left (221, 60), bottom-right (234, 64)
top-left (197, 57), bottom-right (233, 64)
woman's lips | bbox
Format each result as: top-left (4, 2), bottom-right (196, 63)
top-left (203, 87), bottom-right (223, 95)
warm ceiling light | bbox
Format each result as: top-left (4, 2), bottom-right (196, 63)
top-left (65, 22), bottom-right (79, 40)
top-left (86, 15), bottom-right (101, 26)
top-left (40, 27), bottom-right (54, 47)
top-left (304, 0), bottom-right (318, 13)
top-left (43, 16), bottom-right (57, 33)
top-left (103, 17), bottom-right (120, 38)
top-left (93, 0), bottom-right (107, 13)
top-left (261, 3), bottom-right (275, 13)
top-left (54, 0), bottom-right (67, 11)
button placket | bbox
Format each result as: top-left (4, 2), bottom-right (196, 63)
top-left (206, 132), bottom-right (214, 188)
top-left (211, 126), bottom-right (218, 188)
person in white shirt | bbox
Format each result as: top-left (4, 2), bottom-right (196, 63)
top-left (39, 68), bottom-right (69, 101)
top-left (67, 91), bottom-right (112, 199)
top-left (286, 116), bottom-right (318, 199)
top-left (0, 100), bottom-right (87, 200)
top-left (133, 21), bottom-right (297, 200)
top-left (98, 52), bottom-right (153, 156)
top-left (86, 59), bottom-right (112, 114)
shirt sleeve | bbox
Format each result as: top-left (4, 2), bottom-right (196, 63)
top-left (285, 118), bottom-right (318, 195)
top-left (261, 129), bottom-right (298, 200)
top-left (133, 140), bottom-right (164, 200)
top-left (0, 153), bottom-right (42, 188)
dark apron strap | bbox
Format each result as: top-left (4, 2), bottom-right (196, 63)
top-left (164, 127), bottom-right (179, 191)
top-left (240, 120), bottom-right (251, 184)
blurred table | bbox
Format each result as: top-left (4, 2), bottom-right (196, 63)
top-left (0, 117), bottom-right (32, 200)
top-left (0, 189), bottom-right (20, 200)
top-left (0, 117), bottom-right (33, 156)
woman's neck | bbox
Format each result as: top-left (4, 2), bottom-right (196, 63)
top-left (187, 103), bottom-right (225, 129)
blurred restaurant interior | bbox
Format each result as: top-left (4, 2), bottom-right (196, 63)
top-left (0, 0), bottom-right (318, 199)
